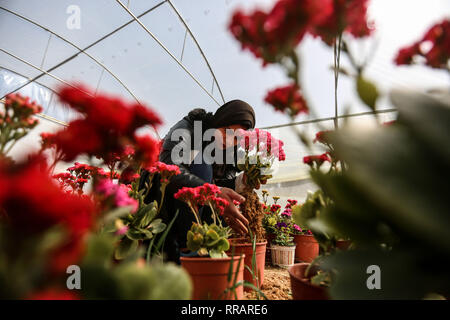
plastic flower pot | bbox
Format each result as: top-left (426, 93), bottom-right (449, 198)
top-left (180, 254), bottom-right (245, 300)
top-left (228, 238), bottom-right (267, 291)
top-left (288, 263), bottom-right (329, 300)
top-left (270, 244), bottom-right (296, 268)
top-left (293, 234), bottom-right (319, 262)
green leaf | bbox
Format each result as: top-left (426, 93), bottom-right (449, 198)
top-left (102, 206), bottom-right (134, 225)
top-left (127, 227), bottom-right (153, 240)
top-left (114, 263), bottom-right (192, 299)
top-left (139, 204), bottom-right (158, 228)
top-left (114, 237), bottom-right (138, 260)
top-left (356, 75), bottom-right (379, 110)
top-left (148, 219), bottom-right (166, 234)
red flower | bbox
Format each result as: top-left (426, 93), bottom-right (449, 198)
top-left (395, 19), bottom-right (450, 69)
top-left (53, 119), bottom-right (103, 161)
top-left (303, 153), bottom-right (331, 167)
top-left (148, 161), bottom-right (181, 184)
top-left (53, 85), bottom-right (162, 168)
top-left (0, 156), bottom-right (96, 273)
top-left (310, 0), bottom-right (373, 46)
top-left (174, 183), bottom-right (227, 217)
top-left (313, 130), bottom-right (332, 144)
top-left (229, 0), bottom-right (332, 65)
top-left (270, 204), bottom-right (281, 213)
top-left (394, 44), bottom-right (420, 66)
top-left (265, 83), bottom-right (309, 117)
top-left (28, 288), bottom-right (80, 300)
top-left (134, 135), bottom-right (161, 169)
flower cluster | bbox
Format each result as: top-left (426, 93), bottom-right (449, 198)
top-left (285, 199), bottom-right (298, 208)
top-left (229, 0), bottom-right (373, 65)
top-left (95, 179), bottom-right (138, 213)
top-left (270, 204), bottom-right (281, 214)
top-left (148, 161), bottom-right (181, 184)
top-left (309, 0), bottom-right (373, 46)
top-left (53, 162), bottom-right (118, 195)
top-left (264, 83), bottom-right (309, 118)
top-left (394, 19), bottom-right (450, 70)
top-left (0, 93), bottom-right (43, 156)
top-left (229, 0), bottom-right (331, 65)
top-left (236, 128), bottom-right (286, 190)
top-left (52, 85), bottom-right (162, 168)
top-left (303, 153), bottom-right (331, 168)
top-left (0, 156), bottom-right (95, 273)
top-left (262, 196), bottom-right (312, 238)
top-left (174, 183), bottom-right (229, 224)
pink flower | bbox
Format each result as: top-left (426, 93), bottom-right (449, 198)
top-left (96, 179), bottom-right (138, 213)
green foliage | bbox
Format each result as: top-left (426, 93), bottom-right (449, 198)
top-left (186, 223), bottom-right (231, 258)
top-left (356, 75), bottom-right (379, 110)
top-left (314, 91), bottom-right (450, 299)
top-left (272, 228), bottom-right (294, 247)
top-left (80, 233), bottom-right (192, 300)
top-left (113, 200), bottom-right (167, 260)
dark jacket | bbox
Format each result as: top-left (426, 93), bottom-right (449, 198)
top-left (139, 110), bottom-right (241, 262)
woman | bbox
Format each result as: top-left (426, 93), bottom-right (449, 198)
top-left (140, 100), bottom-right (256, 262)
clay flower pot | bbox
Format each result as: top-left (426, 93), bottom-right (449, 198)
top-left (288, 263), bottom-right (329, 300)
top-left (293, 234), bottom-right (319, 262)
top-left (180, 254), bottom-right (245, 300)
top-left (228, 238), bottom-right (267, 291)
top-left (271, 244), bottom-right (296, 268)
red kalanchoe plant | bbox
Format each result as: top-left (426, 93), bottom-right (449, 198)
top-left (309, 0), bottom-right (374, 46)
top-left (303, 153), bottom-right (331, 168)
top-left (52, 85), bottom-right (162, 169)
top-left (394, 19), bottom-right (450, 70)
top-left (174, 183), bottom-right (227, 225)
top-left (0, 155), bottom-right (96, 273)
top-left (0, 93), bottom-right (43, 157)
top-left (174, 183), bottom-right (231, 257)
top-left (229, 0), bottom-right (331, 65)
top-left (264, 83), bottom-right (309, 118)
top-left (148, 161), bottom-right (181, 184)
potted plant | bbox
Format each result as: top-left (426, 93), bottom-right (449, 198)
top-left (270, 221), bottom-right (296, 268)
top-left (175, 183), bottom-right (245, 300)
top-left (228, 129), bottom-right (286, 290)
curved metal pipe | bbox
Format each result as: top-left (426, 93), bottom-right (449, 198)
top-left (115, 0), bottom-right (222, 106)
top-left (166, 0), bottom-right (226, 104)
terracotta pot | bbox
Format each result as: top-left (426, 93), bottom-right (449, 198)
top-left (288, 263), bottom-right (329, 300)
top-left (271, 244), bottom-right (296, 268)
top-left (228, 238), bottom-right (267, 291)
top-left (180, 254), bottom-right (245, 300)
top-left (336, 239), bottom-right (352, 250)
top-left (293, 234), bottom-right (319, 262)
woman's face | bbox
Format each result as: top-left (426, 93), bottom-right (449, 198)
top-left (214, 124), bottom-right (246, 150)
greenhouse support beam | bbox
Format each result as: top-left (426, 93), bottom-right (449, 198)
top-left (166, 0), bottom-right (226, 104)
top-left (115, 0), bottom-right (222, 106)
top-left (0, 4), bottom-right (165, 103)
top-left (260, 108), bottom-right (397, 130)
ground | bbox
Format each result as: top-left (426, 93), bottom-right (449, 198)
top-left (244, 266), bottom-right (292, 300)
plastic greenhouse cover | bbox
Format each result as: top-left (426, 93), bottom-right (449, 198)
top-left (0, 0), bottom-right (447, 197)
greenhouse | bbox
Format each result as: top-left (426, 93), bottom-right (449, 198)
top-left (0, 0), bottom-right (449, 304)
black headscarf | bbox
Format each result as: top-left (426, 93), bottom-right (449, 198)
top-left (187, 100), bottom-right (255, 131)
top-left (211, 100), bottom-right (255, 129)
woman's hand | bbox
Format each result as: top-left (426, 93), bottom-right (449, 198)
top-left (219, 187), bottom-right (249, 234)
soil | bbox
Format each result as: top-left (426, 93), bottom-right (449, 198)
top-left (238, 189), bottom-right (266, 242)
top-left (244, 265), bottom-right (292, 300)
